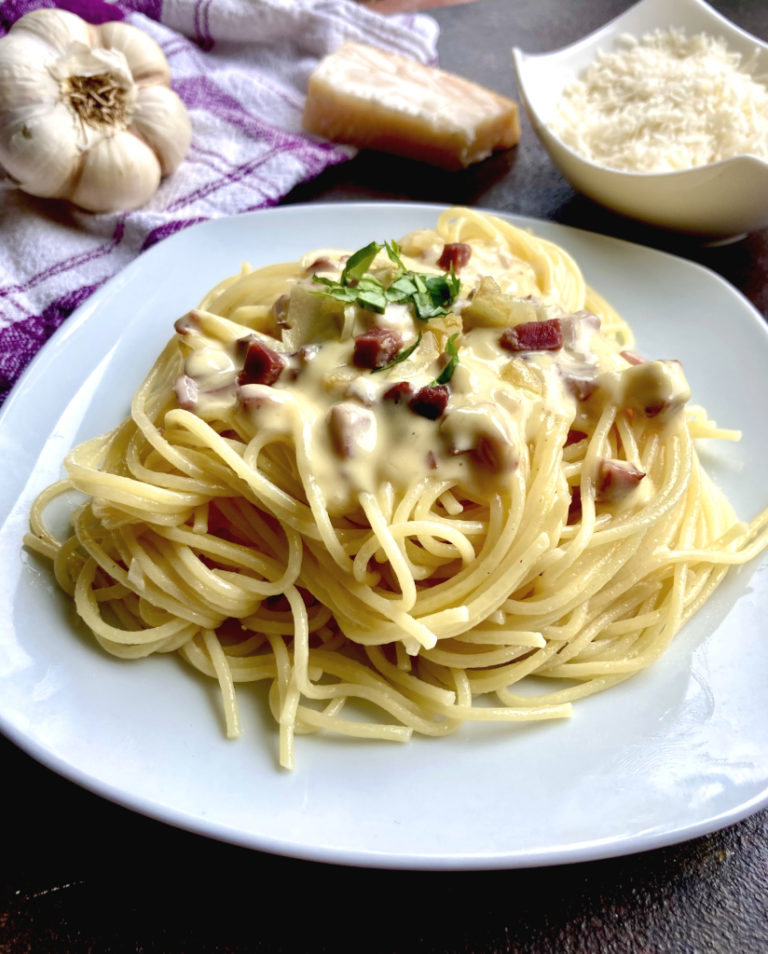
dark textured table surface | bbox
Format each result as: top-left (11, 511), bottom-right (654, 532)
top-left (3, 2), bottom-right (768, 952)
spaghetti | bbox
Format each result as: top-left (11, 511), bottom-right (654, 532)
top-left (26, 207), bottom-right (768, 768)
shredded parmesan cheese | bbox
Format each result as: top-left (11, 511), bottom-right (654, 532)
top-left (550, 29), bottom-right (768, 172)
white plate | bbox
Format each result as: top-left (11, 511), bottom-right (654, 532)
top-left (1, 203), bottom-right (767, 870)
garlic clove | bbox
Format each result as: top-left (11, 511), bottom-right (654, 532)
top-left (0, 100), bottom-right (79, 197)
top-left (1, 21), bottom-right (71, 76)
top-left (11, 9), bottom-right (94, 55)
top-left (130, 85), bottom-right (191, 176)
top-left (0, 57), bottom-right (59, 113)
top-left (70, 129), bottom-right (161, 212)
top-left (98, 21), bottom-right (171, 88)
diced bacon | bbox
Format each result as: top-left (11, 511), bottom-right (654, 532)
top-left (409, 384), bottom-right (449, 420)
top-left (238, 339), bottom-right (286, 386)
top-left (382, 381), bottom-right (414, 404)
top-left (174, 310), bottom-right (201, 335)
top-left (173, 374), bottom-right (198, 410)
top-left (328, 402), bottom-right (377, 458)
top-left (353, 327), bottom-right (402, 369)
top-left (437, 242), bottom-right (472, 272)
top-left (597, 459), bottom-right (645, 503)
top-left (500, 319), bottom-right (563, 352)
top-left (567, 486), bottom-right (582, 525)
top-left (306, 257), bottom-right (336, 273)
top-left (565, 429), bottom-right (587, 446)
top-left (621, 350), bottom-right (646, 366)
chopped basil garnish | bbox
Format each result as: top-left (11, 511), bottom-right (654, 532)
top-left (341, 241), bottom-right (382, 284)
top-left (434, 333), bottom-right (460, 385)
top-left (371, 332), bottom-right (423, 374)
top-left (354, 277), bottom-right (388, 314)
top-left (310, 276), bottom-right (356, 301)
top-left (312, 240), bottom-right (460, 321)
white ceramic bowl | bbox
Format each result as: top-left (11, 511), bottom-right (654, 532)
top-left (512, 0), bottom-right (768, 239)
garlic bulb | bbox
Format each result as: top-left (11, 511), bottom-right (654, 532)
top-left (0, 9), bottom-right (191, 212)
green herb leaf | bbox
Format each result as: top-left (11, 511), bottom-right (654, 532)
top-left (312, 240), bottom-right (461, 321)
top-left (311, 274), bottom-right (358, 303)
top-left (427, 269), bottom-right (460, 304)
top-left (434, 333), bottom-right (460, 385)
top-left (410, 269), bottom-right (461, 320)
top-left (341, 241), bottom-right (383, 285)
top-left (385, 240), bottom-right (405, 269)
top-left (371, 331), bottom-right (423, 374)
top-left (355, 277), bottom-right (388, 313)
top-left (385, 275), bottom-right (418, 301)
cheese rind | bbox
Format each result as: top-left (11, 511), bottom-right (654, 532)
top-left (302, 42), bottom-right (520, 170)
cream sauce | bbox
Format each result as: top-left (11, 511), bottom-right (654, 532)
top-left (175, 240), bottom-right (690, 515)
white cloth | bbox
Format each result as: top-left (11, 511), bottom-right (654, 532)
top-left (0, 0), bottom-right (438, 403)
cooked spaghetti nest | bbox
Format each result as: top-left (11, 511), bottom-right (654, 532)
top-left (26, 207), bottom-right (768, 768)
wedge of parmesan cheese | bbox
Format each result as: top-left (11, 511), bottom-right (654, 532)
top-left (302, 42), bottom-right (520, 170)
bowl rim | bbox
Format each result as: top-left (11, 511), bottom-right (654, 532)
top-left (511, 0), bottom-right (768, 182)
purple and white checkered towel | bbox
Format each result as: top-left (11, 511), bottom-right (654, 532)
top-left (0, 0), bottom-right (438, 405)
